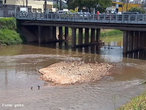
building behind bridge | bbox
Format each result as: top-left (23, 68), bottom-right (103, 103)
top-left (0, 0), bottom-right (54, 17)
top-left (107, 0), bottom-right (142, 13)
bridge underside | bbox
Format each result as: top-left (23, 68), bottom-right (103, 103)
top-left (17, 19), bottom-right (146, 59)
top-left (18, 20), bottom-right (101, 48)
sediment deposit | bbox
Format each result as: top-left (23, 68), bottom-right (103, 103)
top-left (39, 61), bottom-right (113, 84)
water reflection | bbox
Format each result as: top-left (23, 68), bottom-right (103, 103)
top-left (34, 41), bottom-right (123, 63)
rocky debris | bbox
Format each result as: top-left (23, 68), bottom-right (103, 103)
top-left (39, 61), bottom-right (113, 85)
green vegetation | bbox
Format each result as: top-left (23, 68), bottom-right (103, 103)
top-left (119, 92), bottom-right (146, 110)
top-left (0, 17), bottom-right (16, 29)
top-left (100, 29), bottom-right (123, 43)
top-left (129, 7), bottom-right (146, 14)
top-left (0, 29), bottom-right (22, 45)
top-left (0, 17), bottom-right (22, 45)
top-left (101, 29), bottom-right (123, 37)
top-left (67, 0), bottom-right (112, 12)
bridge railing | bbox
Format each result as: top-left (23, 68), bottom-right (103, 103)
top-left (16, 12), bottom-right (146, 24)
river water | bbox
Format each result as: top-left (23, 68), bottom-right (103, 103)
top-left (0, 44), bottom-right (146, 110)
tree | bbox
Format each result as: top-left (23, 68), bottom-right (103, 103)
top-left (97, 0), bottom-right (112, 12)
top-left (129, 7), bottom-right (145, 14)
top-left (67, 0), bottom-right (112, 12)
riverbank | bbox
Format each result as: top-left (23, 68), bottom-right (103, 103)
top-left (100, 29), bottom-right (123, 43)
top-left (0, 17), bottom-right (22, 45)
top-left (119, 92), bottom-right (146, 110)
top-left (39, 61), bottom-right (113, 85)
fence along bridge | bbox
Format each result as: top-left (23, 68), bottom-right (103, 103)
top-left (17, 12), bottom-right (146, 56)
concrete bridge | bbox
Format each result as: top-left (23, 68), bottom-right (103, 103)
top-left (16, 12), bottom-right (146, 55)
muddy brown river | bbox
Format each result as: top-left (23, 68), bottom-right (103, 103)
top-left (0, 44), bottom-right (146, 110)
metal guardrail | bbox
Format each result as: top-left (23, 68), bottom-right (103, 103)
top-left (16, 12), bottom-right (146, 24)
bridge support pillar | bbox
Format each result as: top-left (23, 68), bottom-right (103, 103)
top-left (129, 32), bottom-right (133, 52)
top-left (139, 32), bottom-right (143, 50)
top-left (85, 28), bottom-right (89, 45)
top-left (78, 28), bottom-right (83, 46)
top-left (96, 29), bottom-right (100, 52)
top-left (132, 32), bottom-right (136, 51)
top-left (123, 31), bottom-right (146, 57)
top-left (49, 27), bottom-right (53, 40)
top-left (96, 29), bottom-right (100, 43)
top-left (142, 32), bottom-right (146, 50)
top-left (137, 32), bottom-right (141, 51)
top-left (59, 27), bottom-right (63, 41)
top-left (123, 31), bottom-right (128, 53)
top-left (72, 28), bottom-right (77, 47)
top-left (52, 26), bottom-right (57, 40)
top-left (38, 26), bottom-right (41, 45)
top-left (135, 32), bottom-right (138, 51)
top-left (91, 28), bottom-right (96, 44)
top-left (65, 27), bottom-right (68, 42)
top-left (42, 26), bottom-right (50, 43)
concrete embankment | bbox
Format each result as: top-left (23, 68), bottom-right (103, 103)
top-left (39, 61), bottom-right (113, 85)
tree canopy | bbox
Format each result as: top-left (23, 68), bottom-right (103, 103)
top-left (67, 0), bottom-right (112, 12)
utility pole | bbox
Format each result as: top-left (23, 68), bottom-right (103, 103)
top-left (44, 0), bottom-right (47, 13)
top-left (3, 0), bottom-right (7, 17)
top-left (26, 0), bottom-right (28, 7)
top-left (59, 0), bottom-right (62, 10)
top-left (56, 0), bottom-right (59, 9)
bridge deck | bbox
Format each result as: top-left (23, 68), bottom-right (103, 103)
top-left (17, 12), bottom-right (146, 31)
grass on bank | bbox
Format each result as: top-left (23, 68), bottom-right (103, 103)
top-left (101, 29), bottom-right (123, 37)
top-left (0, 17), bottom-right (22, 45)
top-left (100, 34), bottom-right (123, 43)
top-left (119, 92), bottom-right (146, 110)
top-left (100, 29), bottom-right (123, 43)
top-left (0, 29), bottom-right (22, 45)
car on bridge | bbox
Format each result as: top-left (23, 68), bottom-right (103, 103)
top-left (76, 12), bottom-right (91, 20)
top-left (19, 7), bottom-right (28, 17)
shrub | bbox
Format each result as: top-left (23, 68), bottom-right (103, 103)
top-left (0, 17), bottom-right (16, 30)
